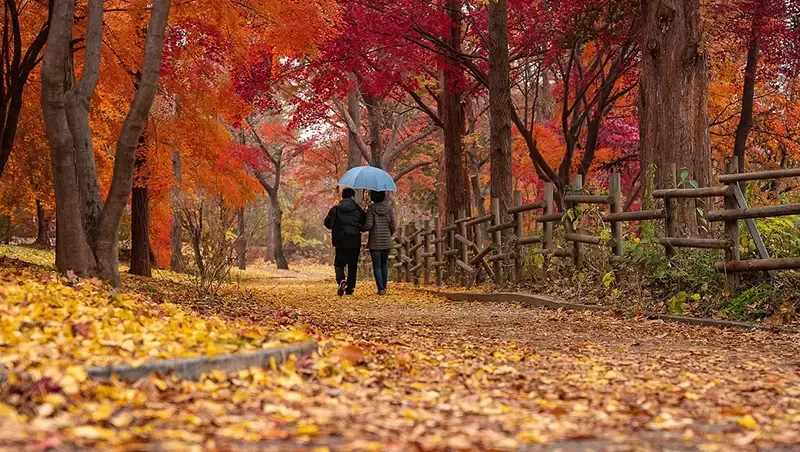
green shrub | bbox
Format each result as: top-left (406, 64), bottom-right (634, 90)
top-left (624, 221), bottom-right (723, 294)
top-left (751, 216), bottom-right (800, 258)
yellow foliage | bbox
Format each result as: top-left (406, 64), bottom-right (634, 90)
top-left (0, 266), bottom-right (300, 373)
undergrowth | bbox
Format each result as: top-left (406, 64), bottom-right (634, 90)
top-left (519, 218), bottom-right (800, 326)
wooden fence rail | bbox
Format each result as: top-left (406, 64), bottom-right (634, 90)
top-left (381, 165), bottom-right (800, 293)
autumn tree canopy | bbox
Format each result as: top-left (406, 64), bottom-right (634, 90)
top-left (1, 0), bottom-right (800, 274)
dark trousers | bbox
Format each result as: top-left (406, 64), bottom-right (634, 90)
top-left (334, 247), bottom-right (360, 293)
top-left (370, 249), bottom-right (390, 292)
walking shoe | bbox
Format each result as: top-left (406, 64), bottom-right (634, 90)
top-left (378, 290), bottom-right (386, 296)
top-left (337, 280), bottom-right (347, 296)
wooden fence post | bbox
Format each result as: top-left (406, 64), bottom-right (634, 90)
top-left (457, 209), bottom-right (468, 286)
top-left (392, 232), bottom-right (402, 283)
top-left (396, 221), bottom-right (405, 282)
top-left (543, 182), bottom-right (554, 251)
top-left (569, 175), bottom-right (583, 267)
top-left (405, 222), bottom-right (414, 282)
top-left (724, 161), bottom-right (741, 293)
top-left (491, 198), bottom-right (504, 285)
top-left (664, 163), bottom-right (678, 256)
top-left (609, 173), bottom-right (624, 258)
top-left (466, 209), bottom-right (474, 245)
top-left (423, 219), bottom-right (431, 285)
top-left (413, 221), bottom-right (422, 286)
top-left (475, 213), bottom-right (484, 251)
top-left (513, 190), bottom-right (523, 282)
top-left (434, 217), bottom-right (443, 286)
top-left (473, 217), bottom-right (484, 261)
top-left (447, 213), bottom-right (455, 283)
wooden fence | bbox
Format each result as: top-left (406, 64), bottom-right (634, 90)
top-left (383, 164), bottom-right (800, 293)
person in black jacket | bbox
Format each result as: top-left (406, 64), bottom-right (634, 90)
top-left (324, 188), bottom-right (366, 296)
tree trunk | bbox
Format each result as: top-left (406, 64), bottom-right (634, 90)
top-left (364, 95), bottom-right (383, 166)
top-left (130, 142), bottom-right (151, 277)
top-left (34, 199), bottom-right (51, 248)
top-left (0, 3), bottom-right (50, 180)
top-left (269, 195), bottom-right (289, 270)
top-left (579, 115), bottom-right (603, 177)
top-left (437, 150), bottom-right (448, 226)
top-left (263, 196), bottom-right (275, 263)
top-left (347, 73), bottom-right (363, 169)
top-left (170, 150), bottom-right (184, 271)
top-left (441, 75), bottom-right (468, 220)
top-left (191, 219), bottom-right (204, 276)
top-left (0, 216), bottom-right (11, 244)
top-left (578, 77), bottom-right (615, 177)
top-left (733, 35), bottom-right (759, 172)
top-left (0, 90), bottom-right (25, 180)
top-left (65, 29), bottom-right (104, 241)
top-left (470, 173), bottom-right (486, 218)
top-left (441, 0), bottom-right (469, 221)
top-left (236, 207), bottom-right (247, 270)
top-left (41, 0), bottom-right (171, 286)
top-left (251, 136), bottom-right (289, 269)
top-left (536, 71), bottom-right (554, 122)
top-left (639, 0), bottom-right (712, 235)
top-left (487, 0), bottom-right (513, 216)
top-left (130, 184), bottom-right (151, 275)
top-left (41, 0), bottom-right (96, 277)
top-left (465, 98), bottom-right (486, 218)
top-left (264, 218), bottom-right (275, 263)
top-left (92, 0), bottom-right (170, 285)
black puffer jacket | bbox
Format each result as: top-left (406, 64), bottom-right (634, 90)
top-left (324, 198), bottom-right (365, 249)
top-left (362, 202), bottom-right (395, 250)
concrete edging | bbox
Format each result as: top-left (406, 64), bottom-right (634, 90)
top-left (424, 290), bottom-right (799, 334)
top-left (86, 341), bottom-right (318, 382)
top-left (438, 291), bottom-right (612, 313)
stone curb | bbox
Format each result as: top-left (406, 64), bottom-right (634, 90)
top-left (436, 291), bottom-right (612, 313)
top-left (86, 341), bottom-right (318, 382)
top-left (422, 289), bottom-right (800, 334)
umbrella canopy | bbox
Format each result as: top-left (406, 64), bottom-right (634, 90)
top-left (338, 165), bottom-right (397, 192)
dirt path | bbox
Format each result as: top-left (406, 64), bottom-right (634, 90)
top-left (242, 275), bottom-right (800, 451)
top-left (3, 261), bottom-right (799, 451)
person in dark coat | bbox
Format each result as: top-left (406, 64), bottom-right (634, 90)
top-left (324, 188), bottom-right (366, 296)
top-left (362, 190), bottom-right (395, 295)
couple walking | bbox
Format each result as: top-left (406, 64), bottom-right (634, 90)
top-left (324, 188), bottom-right (395, 296)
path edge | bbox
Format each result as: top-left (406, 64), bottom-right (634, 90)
top-left (422, 290), bottom-right (799, 334)
top-left (86, 341), bottom-right (318, 382)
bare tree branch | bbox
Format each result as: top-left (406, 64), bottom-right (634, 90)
top-left (332, 96), bottom-right (372, 164)
top-left (244, 118), bottom-right (280, 168)
top-left (383, 123), bottom-right (439, 166)
top-left (393, 160), bottom-right (433, 181)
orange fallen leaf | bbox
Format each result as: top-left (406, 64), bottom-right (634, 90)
top-left (331, 345), bottom-right (365, 364)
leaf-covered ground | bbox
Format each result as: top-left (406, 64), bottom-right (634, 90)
top-left (1, 252), bottom-right (800, 451)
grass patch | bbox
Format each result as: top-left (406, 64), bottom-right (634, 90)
top-left (0, 244), bottom-right (55, 268)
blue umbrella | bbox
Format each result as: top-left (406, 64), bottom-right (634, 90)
top-left (338, 165), bottom-right (397, 192)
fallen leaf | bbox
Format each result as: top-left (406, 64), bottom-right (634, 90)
top-left (332, 345), bottom-right (365, 364)
top-left (738, 414), bottom-right (759, 430)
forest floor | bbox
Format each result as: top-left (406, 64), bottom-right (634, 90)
top-left (1, 246), bottom-right (800, 451)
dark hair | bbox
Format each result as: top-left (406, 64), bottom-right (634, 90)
top-left (341, 188), bottom-right (356, 199)
top-left (369, 190), bottom-right (386, 203)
